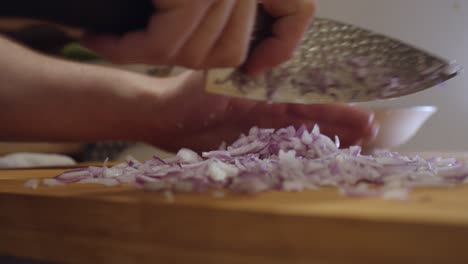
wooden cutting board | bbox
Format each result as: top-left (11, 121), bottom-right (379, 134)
top-left (1, 163), bottom-right (468, 264)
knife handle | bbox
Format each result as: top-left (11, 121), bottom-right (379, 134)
top-left (1, 0), bottom-right (154, 35)
top-left (1, 1), bottom-right (274, 38)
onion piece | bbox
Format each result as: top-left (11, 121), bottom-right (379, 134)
top-left (24, 179), bottom-right (39, 189)
top-left (25, 125), bottom-right (468, 199)
top-left (42, 178), bottom-right (65, 187)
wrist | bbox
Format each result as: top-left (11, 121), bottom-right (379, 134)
top-left (0, 46), bottom-right (161, 142)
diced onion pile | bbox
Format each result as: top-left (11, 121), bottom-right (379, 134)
top-left (26, 125), bottom-right (468, 199)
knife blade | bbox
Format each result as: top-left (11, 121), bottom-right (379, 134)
top-left (206, 16), bottom-right (461, 104)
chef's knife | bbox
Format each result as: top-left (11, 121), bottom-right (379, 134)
top-left (206, 11), bottom-right (462, 103)
top-left (2, 0), bottom-right (461, 103)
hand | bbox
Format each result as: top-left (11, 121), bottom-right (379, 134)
top-left (143, 71), bottom-right (377, 152)
top-left (82, 0), bottom-right (315, 74)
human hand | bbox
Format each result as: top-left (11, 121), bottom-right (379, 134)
top-left (82, 0), bottom-right (315, 74)
top-left (0, 33), bottom-right (374, 151)
top-left (144, 71), bottom-right (377, 152)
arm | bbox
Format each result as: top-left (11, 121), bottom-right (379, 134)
top-left (0, 36), bottom-right (165, 143)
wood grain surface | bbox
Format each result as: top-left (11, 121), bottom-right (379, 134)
top-left (1, 161), bottom-right (468, 264)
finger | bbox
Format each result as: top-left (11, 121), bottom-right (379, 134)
top-left (236, 108), bottom-right (369, 147)
top-left (244, 104), bottom-right (300, 130)
top-left (145, 1), bottom-right (214, 63)
top-left (289, 104), bottom-right (375, 128)
top-left (248, 102), bottom-right (373, 127)
top-left (245, 0), bottom-right (316, 74)
top-left (174, 0), bottom-right (236, 69)
top-left (243, 102), bottom-right (375, 143)
top-left (156, 122), bottom-right (248, 153)
top-left (204, 0), bottom-right (257, 68)
top-left (83, 1), bottom-right (213, 65)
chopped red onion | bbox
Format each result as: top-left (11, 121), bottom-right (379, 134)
top-left (176, 148), bottom-right (202, 163)
top-left (24, 179), bottom-right (39, 189)
top-left (42, 178), bottom-right (65, 187)
top-left (27, 125), bottom-right (468, 200)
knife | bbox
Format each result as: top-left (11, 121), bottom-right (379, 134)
top-left (2, 0), bottom-right (461, 103)
top-left (206, 13), bottom-right (462, 103)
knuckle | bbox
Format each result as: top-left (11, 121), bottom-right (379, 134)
top-left (146, 38), bottom-right (180, 65)
top-left (216, 46), bottom-right (248, 68)
top-left (149, 47), bottom-right (175, 65)
top-left (182, 59), bottom-right (204, 70)
top-left (104, 52), bottom-right (126, 64)
top-left (179, 50), bottom-right (206, 70)
top-left (302, 0), bottom-right (317, 16)
top-left (268, 50), bottom-right (294, 67)
top-left (278, 50), bottom-right (294, 62)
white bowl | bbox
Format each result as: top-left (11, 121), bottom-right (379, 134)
top-left (363, 106), bottom-right (437, 151)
